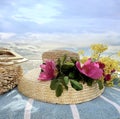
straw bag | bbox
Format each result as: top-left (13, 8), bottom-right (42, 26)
top-left (0, 48), bottom-right (27, 94)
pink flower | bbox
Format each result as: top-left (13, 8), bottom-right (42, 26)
top-left (111, 69), bottom-right (115, 73)
top-left (38, 60), bottom-right (57, 81)
top-left (76, 59), bottom-right (103, 79)
top-left (104, 74), bottom-right (111, 81)
top-left (98, 62), bottom-right (105, 69)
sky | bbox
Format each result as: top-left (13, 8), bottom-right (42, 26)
top-left (0, 0), bottom-right (120, 33)
top-left (0, 0), bottom-right (120, 45)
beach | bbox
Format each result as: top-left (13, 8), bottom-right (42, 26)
top-left (0, 41), bottom-right (82, 73)
top-left (0, 35), bottom-right (120, 73)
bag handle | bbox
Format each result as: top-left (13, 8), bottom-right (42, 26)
top-left (0, 58), bottom-right (28, 66)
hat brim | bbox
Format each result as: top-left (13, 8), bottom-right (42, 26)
top-left (18, 68), bottom-right (104, 104)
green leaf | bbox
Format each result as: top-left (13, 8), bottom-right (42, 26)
top-left (56, 60), bottom-right (62, 73)
top-left (62, 62), bottom-right (74, 70)
top-left (69, 72), bottom-right (75, 79)
top-left (70, 80), bottom-right (83, 91)
top-left (61, 54), bottom-right (67, 65)
top-left (64, 76), bottom-right (69, 85)
top-left (86, 78), bottom-right (94, 86)
top-left (57, 58), bottom-right (60, 64)
top-left (65, 62), bottom-right (74, 67)
top-left (97, 80), bottom-right (104, 90)
top-left (58, 77), bottom-right (68, 90)
top-left (50, 79), bottom-right (58, 90)
top-left (56, 83), bottom-right (63, 97)
top-left (70, 57), bottom-right (78, 63)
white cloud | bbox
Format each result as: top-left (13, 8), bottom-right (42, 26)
top-left (0, 32), bottom-right (120, 48)
top-left (12, 2), bottom-right (61, 24)
top-left (0, 32), bottom-right (16, 40)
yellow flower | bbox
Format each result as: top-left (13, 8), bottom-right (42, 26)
top-left (118, 67), bottom-right (120, 72)
top-left (100, 57), bottom-right (120, 76)
top-left (106, 81), bottom-right (114, 87)
top-left (80, 44), bottom-right (120, 87)
top-left (117, 51), bottom-right (120, 57)
top-left (91, 53), bottom-right (99, 60)
top-left (78, 50), bottom-right (84, 56)
top-left (80, 56), bottom-right (88, 64)
top-left (91, 44), bottom-right (108, 53)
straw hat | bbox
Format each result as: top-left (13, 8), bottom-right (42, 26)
top-left (42, 50), bottom-right (79, 62)
top-left (18, 50), bottom-right (104, 104)
top-left (18, 68), bottom-right (104, 104)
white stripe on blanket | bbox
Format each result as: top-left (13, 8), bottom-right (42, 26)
top-left (70, 105), bottom-right (80, 119)
top-left (24, 98), bottom-right (34, 119)
top-left (100, 95), bottom-right (120, 114)
top-left (112, 87), bottom-right (120, 92)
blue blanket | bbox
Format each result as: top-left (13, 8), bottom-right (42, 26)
top-left (0, 86), bottom-right (120, 119)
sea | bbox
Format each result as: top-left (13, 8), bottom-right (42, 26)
top-left (0, 32), bottom-right (120, 72)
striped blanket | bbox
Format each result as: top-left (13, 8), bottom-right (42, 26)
top-left (0, 86), bottom-right (120, 119)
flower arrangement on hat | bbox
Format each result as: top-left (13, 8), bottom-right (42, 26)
top-left (38, 44), bottom-right (120, 97)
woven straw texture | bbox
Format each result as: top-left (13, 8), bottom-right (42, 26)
top-left (18, 68), bottom-right (104, 104)
top-left (0, 65), bottom-right (23, 94)
top-left (42, 50), bottom-right (79, 62)
top-left (0, 48), bottom-right (26, 94)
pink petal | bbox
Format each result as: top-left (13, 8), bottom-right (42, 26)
top-left (38, 73), bottom-right (52, 81)
top-left (38, 60), bottom-right (57, 81)
top-left (76, 59), bottom-right (103, 79)
top-left (87, 67), bottom-right (103, 79)
top-left (40, 64), bottom-right (46, 71)
top-left (76, 61), bottom-right (82, 71)
top-left (84, 58), bottom-right (91, 65)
